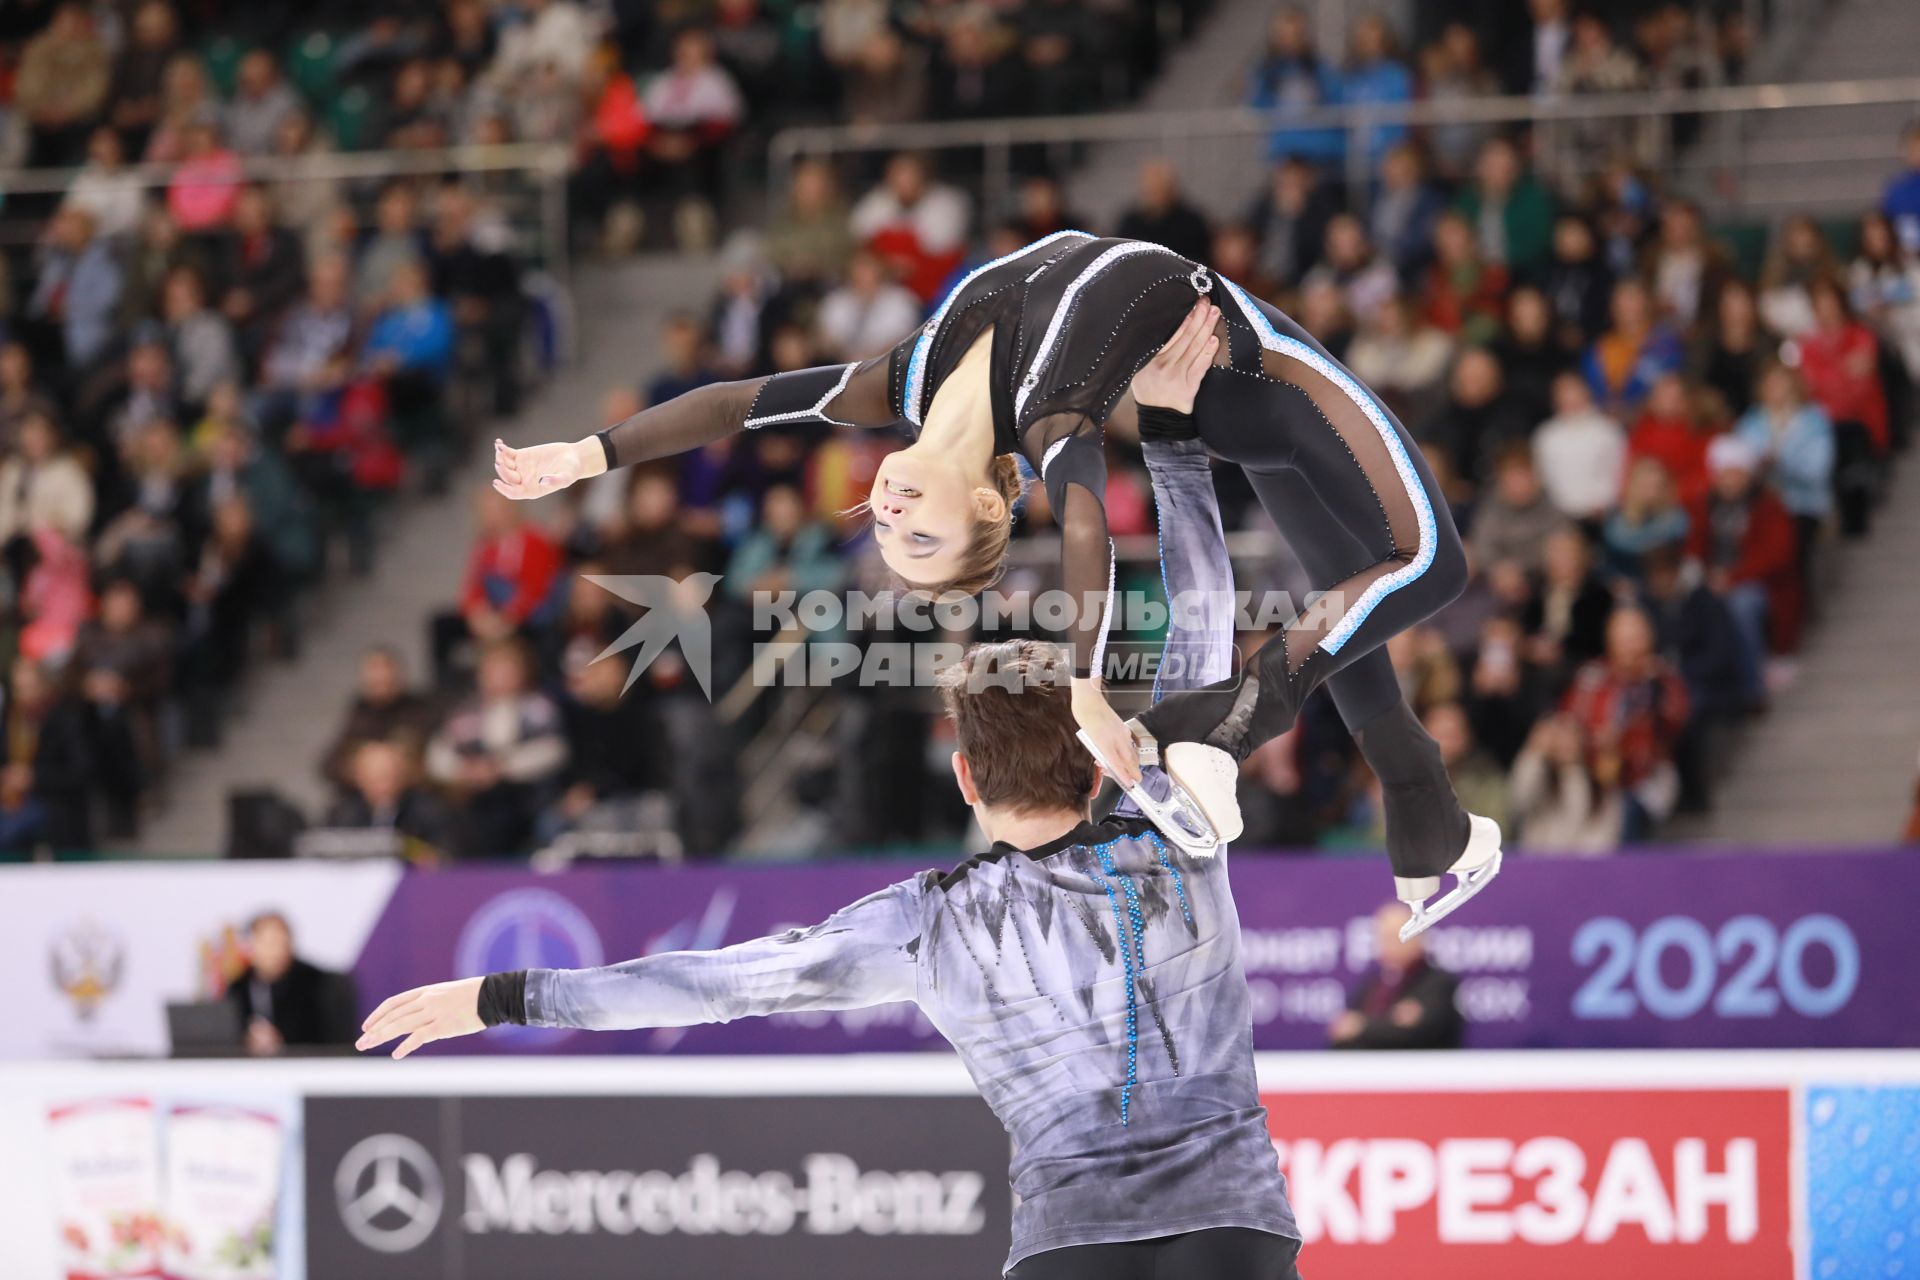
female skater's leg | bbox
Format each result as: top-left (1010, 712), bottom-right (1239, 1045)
top-left (1138, 296), bottom-right (1467, 763)
top-left (1241, 466), bottom-right (1471, 872)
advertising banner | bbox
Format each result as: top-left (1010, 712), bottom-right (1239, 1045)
top-left (1260, 1087), bottom-right (1795, 1280)
top-left (300, 1093), bottom-right (1011, 1280)
top-left (46, 1098), bottom-right (163, 1279)
top-left (350, 849), bottom-right (1917, 1055)
top-left (0, 861), bottom-right (402, 1060)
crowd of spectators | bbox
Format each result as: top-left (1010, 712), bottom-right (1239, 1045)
top-left (0, 9), bottom-right (546, 857)
top-left (330, 6), bottom-right (1916, 863)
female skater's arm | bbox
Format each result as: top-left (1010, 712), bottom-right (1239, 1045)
top-left (356, 881), bottom-right (924, 1057)
top-left (491, 352), bottom-right (903, 500)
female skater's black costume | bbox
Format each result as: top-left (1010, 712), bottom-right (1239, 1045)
top-left (594, 230), bottom-right (1472, 876)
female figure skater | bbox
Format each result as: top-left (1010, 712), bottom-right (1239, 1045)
top-left (495, 230), bottom-right (1499, 931)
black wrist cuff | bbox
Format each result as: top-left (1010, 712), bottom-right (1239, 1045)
top-left (594, 428), bottom-right (618, 471)
top-left (1137, 404), bottom-right (1199, 442)
top-left (477, 970), bottom-right (529, 1027)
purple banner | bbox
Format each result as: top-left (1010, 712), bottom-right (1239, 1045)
top-left (352, 849), bottom-right (1918, 1054)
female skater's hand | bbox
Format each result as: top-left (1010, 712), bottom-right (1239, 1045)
top-left (1130, 299), bottom-right (1220, 415)
top-left (356, 977), bottom-right (485, 1059)
top-left (492, 436), bottom-right (605, 500)
top-left (1073, 679), bottom-right (1141, 788)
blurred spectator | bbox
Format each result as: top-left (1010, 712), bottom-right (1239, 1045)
top-left (163, 266), bottom-right (240, 412)
top-left (65, 127), bottom-right (147, 243)
top-left (1532, 371), bottom-right (1625, 522)
top-left (226, 911), bottom-right (358, 1054)
top-left (1561, 604), bottom-right (1689, 839)
top-left (844, 28), bottom-right (929, 128)
top-left (544, 645), bottom-right (653, 840)
top-left (1583, 277), bottom-right (1684, 418)
top-left (1247, 6), bottom-right (1343, 165)
top-left (767, 159), bottom-right (856, 288)
top-left (1423, 210), bottom-right (1507, 344)
top-left (0, 409), bottom-right (95, 545)
top-left (0, 657), bottom-right (96, 850)
top-left (1545, 12), bottom-right (1652, 194)
top-left (852, 153), bottom-right (969, 304)
top-left (356, 184), bottom-right (426, 313)
top-left (725, 484), bottom-right (847, 602)
top-left (1328, 903), bottom-right (1463, 1050)
top-left (1734, 361), bottom-right (1834, 587)
top-left (324, 740), bottom-right (453, 858)
top-left (1849, 210), bottom-right (1920, 385)
top-left (0, 343), bottom-right (54, 449)
top-left (643, 28), bottom-right (745, 240)
top-left (1421, 347), bottom-right (1530, 483)
top-left (1455, 137), bottom-right (1554, 279)
top-left (226, 50), bottom-right (303, 157)
top-left (817, 251), bottom-right (922, 360)
top-left (1494, 285), bottom-right (1573, 423)
top-left (1644, 200), bottom-right (1733, 331)
top-left (1624, 372), bottom-right (1715, 505)
top-left (1523, 525), bottom-right (1613, 675)
top-left (217, 186), bottom-right (306, 345)
top-left (1690, 432), bottom-right (1799, 666)
top-left (257, 254), bottom-right (354, 431)
top-left (645, 314), bottom-right (721, 407)
top-left (1883, 120), bottom-right (1920, 253)
top-left (1757, 214), bottom-right (1837, 339)
top-left (1295, 278), bottom-right (1355, 358)
top-left (1508, 712), bottom-right (1620, 852)
top-left (606, 469), bottom-right (715, 577)
top-left (1516, 0), bottom-right (1573, 95)
top-left (1637, 541), bottom-right (1750, 731)
top-left (1246, 158), bottom-right (1340, 292)
top-left (1694, 278), bottom-right (1774, 419)
top-left (1544, 213), bottom-right (1614, 349)
top-left (1340, 14), bottom-right (1412, 170)
top-left (429, 185), bottom-right (523, 416)
top-left (110, 0), bottom-right (181, 151)
top-left (29, 204), bottom-right (124, 374)
top-left (434, 488), bottom-right (563, 686)
top-left (1421, 24), bottom-right (1499, 178)
top-left (166, 121), bottom-right (243, 235)
top-left (1346, 296), bottom-right (1454, 423)
top-left (321, 647), bottom-right (439, 792)
top-left (1798, 279), bottom-right (1888, 536)
top-left (1116, 159), bottom-right (1212, 266)
top-left (931, 13), bottom-right (1020, 121)
top-left (1469, 443), bottom-right (1570, 575)
top-left (426, 639), bottom-right (569, 858)
top-left (1014, 175), bottom-right (1088, 244)
top-left (16, 3), bottom-right (110, 168)
top-left (1369, 143), bottom-right (1444, 278)
top-left (1305, 213), bottom-right (1397, 327)
top-left (1603, 456), bottom-right (1691, 581)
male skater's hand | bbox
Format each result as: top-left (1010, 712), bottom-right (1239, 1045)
top-left (357, 977), bottom-right (486, 1059)
top-left (1131, 300), bottom-right (1221, 415)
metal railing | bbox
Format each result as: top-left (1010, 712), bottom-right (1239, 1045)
top-left (0, 141), bottom-right (573, 280)
top-left (770, 75), bottom-right (1920, 221)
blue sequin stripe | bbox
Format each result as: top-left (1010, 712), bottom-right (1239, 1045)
top-left (1217, 276), bottom-right (1439, 656)
top-left (1146, 832), bottom-right (1194, 929)
top-left (900, 229), bottom-right (1096, 424)
top-left (1088, 834), bottom-right (1151, 1126)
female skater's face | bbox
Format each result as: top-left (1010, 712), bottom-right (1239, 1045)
top-left (869, 450), bottom-right (989, 586)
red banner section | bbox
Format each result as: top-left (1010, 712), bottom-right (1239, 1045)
top-left (1262, 1088), bottom-right (1793, 1280)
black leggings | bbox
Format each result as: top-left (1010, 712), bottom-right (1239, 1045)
top-left (1139, 290), bottom-right (1470, 875)
top-left (1009, 1228), bottom-right (1303, 1280)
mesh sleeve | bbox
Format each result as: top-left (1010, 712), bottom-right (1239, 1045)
top-left (1031, 415), bottom-right (1114, 680)
top-left (598, 354), bottom-right (899, 469)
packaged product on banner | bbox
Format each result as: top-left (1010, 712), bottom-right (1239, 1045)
top-left (160, 1107), bottom-right (284, 1280)
top-left (47, 1098), bottom-right (164, 1279)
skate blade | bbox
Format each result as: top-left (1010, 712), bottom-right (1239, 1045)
top-left (1399, 847), bottom-right (1503, 941)
top-left (1076, 730), bottom-right (1221, 857)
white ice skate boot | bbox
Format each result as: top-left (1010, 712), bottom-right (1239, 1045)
top-left (1395, 814), bottom-right (1503, 940)
top-left (1078, 720), bottom-right (1243, 857)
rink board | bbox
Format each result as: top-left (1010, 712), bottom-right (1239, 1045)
top-left (0, 1051), bottom-right (1915, 1280)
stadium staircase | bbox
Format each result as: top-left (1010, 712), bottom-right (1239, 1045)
top-left (135, 255), bottom-right (722, 857)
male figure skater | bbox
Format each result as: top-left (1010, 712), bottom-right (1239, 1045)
top-left (362, 419), bottom-right (1302, 1277)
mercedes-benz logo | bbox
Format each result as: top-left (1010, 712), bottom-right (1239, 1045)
top-left (335, 1133), bottom-right (444, 1253)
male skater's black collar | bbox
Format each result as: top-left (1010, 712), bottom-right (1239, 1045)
top-left (936, 814), bottom-right (1156, 891)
